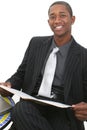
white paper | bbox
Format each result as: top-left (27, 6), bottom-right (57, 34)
top-left (0, 85), bottom-right (71, 108)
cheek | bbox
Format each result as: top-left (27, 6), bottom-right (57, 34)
top-left (65, 21), bottom-right (72, 28)
top-left (48, 22), bottom-right (54, 29)
top-left (48, 21), bottom-right (52, 26)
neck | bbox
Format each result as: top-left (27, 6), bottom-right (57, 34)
top-left (54, 35), bottom-right (72, 47)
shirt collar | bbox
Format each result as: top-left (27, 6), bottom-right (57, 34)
top-left (51, 37), bottom-right (73, 57)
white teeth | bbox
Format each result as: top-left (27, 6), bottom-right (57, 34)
top-left (56, 26), bottom-right (62, 29)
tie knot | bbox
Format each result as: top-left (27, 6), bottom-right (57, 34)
top-left (52, 47), bottom-right (59, 54)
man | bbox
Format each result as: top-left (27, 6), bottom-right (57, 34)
top-left (0, 1), bottom-right (87, 130)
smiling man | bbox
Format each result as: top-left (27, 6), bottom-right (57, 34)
top-left (0, 1), bottom-right (87, 130)
top-left (48, 1), bottom-right (75, 46)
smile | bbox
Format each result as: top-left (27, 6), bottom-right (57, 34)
top-left (55, 26), bottom-right (63, 30)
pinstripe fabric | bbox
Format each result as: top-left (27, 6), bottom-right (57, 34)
top-left (10, 100), bottom-right (53, 130)
top-left (8, 36), bottom-right (87, 130)
top-left (9, 100), bottom-right (70, 130)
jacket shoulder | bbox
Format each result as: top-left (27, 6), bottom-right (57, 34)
top-left (26, 36), bottom-right (53, 52)
top-left (30, 36), bottom-right (53, 44)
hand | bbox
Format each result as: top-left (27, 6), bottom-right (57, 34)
top-left (72, 102), bottom-right (87, 121)
top-left (0, 82), bottom-right (12, 96)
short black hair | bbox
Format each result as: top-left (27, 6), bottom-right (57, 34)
top-left (48, 1), bottom-right (73, 17)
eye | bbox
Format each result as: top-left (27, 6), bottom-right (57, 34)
top-left (49, 15), bottom-right (56, 20)
top-left (60, 14), bottom-right (67, 18)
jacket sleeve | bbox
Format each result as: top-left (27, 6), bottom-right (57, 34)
top-left (82, 48), bottom-right (87, 102)
top-left (6, 37), bottom-right (34, 90)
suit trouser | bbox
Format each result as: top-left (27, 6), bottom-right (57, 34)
top-left (9, 99), bottom-right (71, 130)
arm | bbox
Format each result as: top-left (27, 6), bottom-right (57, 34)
top-left (0, 38), bottom-right (33, 96)
top-left (72, 49), bottom-right (87, 121)
top-left (0, 44), bottom-right (30, 96)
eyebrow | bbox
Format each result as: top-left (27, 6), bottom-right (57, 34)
top-left (49, 11), bottom-right (67, 16)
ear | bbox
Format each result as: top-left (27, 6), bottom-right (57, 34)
top-left (71, 16), bottom-right (75, 25)
top-left (48, 19), bottom-right (50, 25)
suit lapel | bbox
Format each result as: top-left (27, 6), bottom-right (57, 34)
top-left (63, 39), bottom-right (81, 102)
top-left (33, 36), bottom-right (53, 86)
top-left (32, 37), bottom-right (82, 102)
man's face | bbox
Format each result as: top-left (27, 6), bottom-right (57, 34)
top-left (48, 4), bottom-right (75, 38)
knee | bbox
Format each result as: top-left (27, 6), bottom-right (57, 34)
top-left (11, 101), bottom-right (22, 120)
top-left (11, 100), bottom-right (38, 120)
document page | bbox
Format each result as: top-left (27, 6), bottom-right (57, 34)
top-left (0, 85), bottom-right (71, 108)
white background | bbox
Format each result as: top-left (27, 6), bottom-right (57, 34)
top-left (0, 0), bottom-right (87, 129)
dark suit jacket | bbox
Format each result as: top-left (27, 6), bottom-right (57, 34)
top-left (8, 36), bottom-right (87, 130)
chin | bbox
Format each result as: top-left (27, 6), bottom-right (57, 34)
top-left (55, 33), bottom-right (65, 38)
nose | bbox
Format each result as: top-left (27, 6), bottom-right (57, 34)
top-left (54, 16), bottom-right (61, 23)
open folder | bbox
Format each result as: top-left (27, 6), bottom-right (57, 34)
top-left (0, 85), bottom-right (71, 108)
top-left (0, 96), bottom-right (12, 115)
